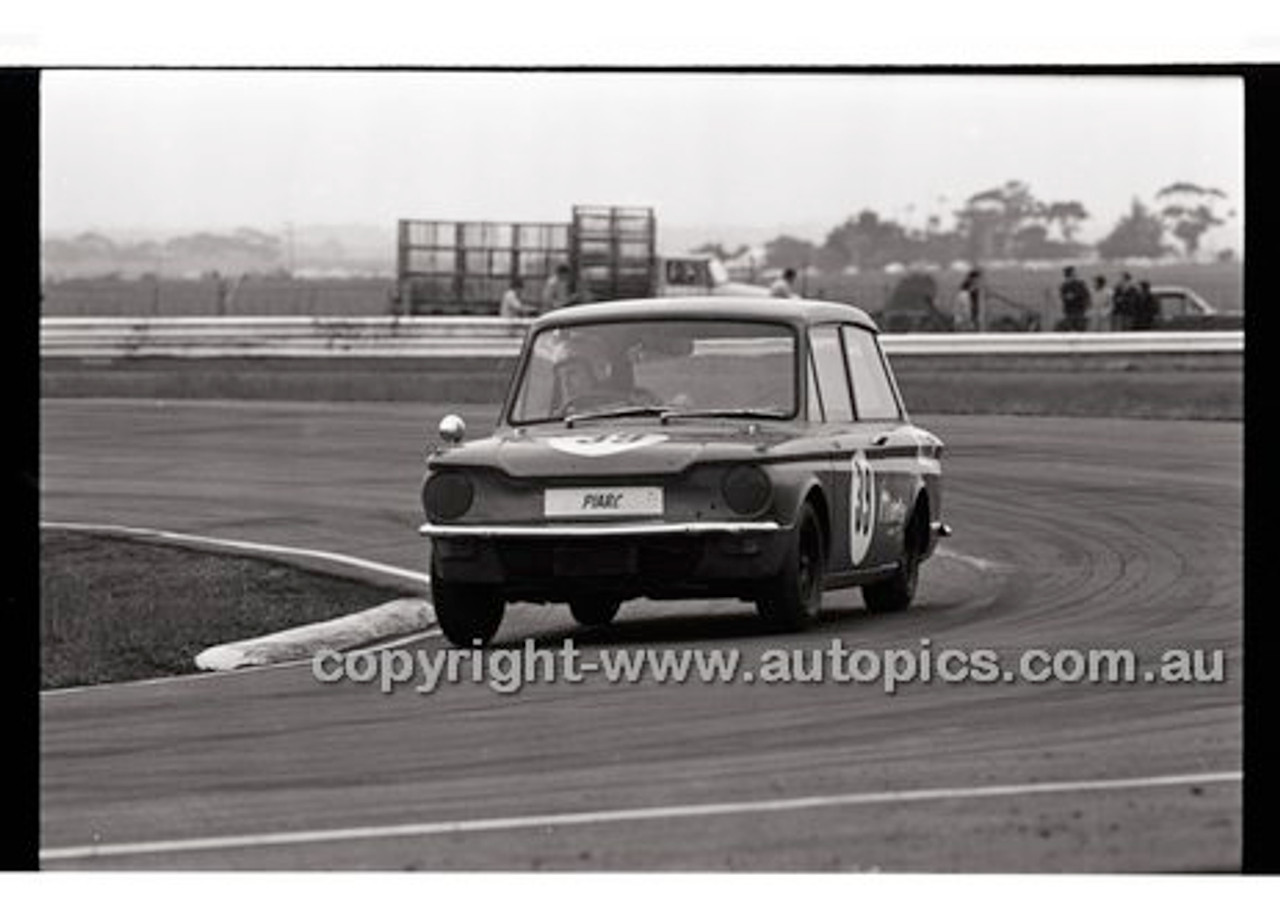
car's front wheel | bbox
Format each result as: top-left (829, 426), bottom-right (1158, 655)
top-left (569, 596), bottom-right (621, 627)
top-left (431, 555), bottom-right (504, 647)
top-left (756, 502), bottom-right (825, 630)
top-left (862, 504), bottom-right (925, 614)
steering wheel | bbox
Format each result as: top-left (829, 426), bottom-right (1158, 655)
top-left (563, 387), bottom-right (658, 414)
top-left (562, 390), bottom-right (626, 414)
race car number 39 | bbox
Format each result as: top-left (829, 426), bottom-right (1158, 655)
top-left (849, 449), bottom-right (876, 565)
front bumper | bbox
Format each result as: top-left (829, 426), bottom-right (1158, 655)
top-left (419, 520), bottom-right (782, 538)
top-left (421, 519), bottom-right (792, 602)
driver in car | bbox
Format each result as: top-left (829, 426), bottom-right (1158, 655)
top-left (553, 337), bottom-right (658, 414)
top-left (556, 355), bottom-right (604, 407)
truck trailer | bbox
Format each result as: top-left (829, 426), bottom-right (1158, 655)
top-left (394, 205), bottom-right (766, 315)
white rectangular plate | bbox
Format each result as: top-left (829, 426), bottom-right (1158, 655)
top-left (544, 486), bottom-right (664, 518)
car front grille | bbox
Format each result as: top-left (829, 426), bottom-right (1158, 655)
top-left (495, 536), bottom-right (703, 582)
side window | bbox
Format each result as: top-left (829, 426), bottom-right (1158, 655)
top-left (842, 325), bottom-right (902, 420)
top-left (1158, 293), bottom-right (1185, 319)
top-left (665, 261), bottom-right (709, 286)
top-left (809, 326), bottom-right (853, 422)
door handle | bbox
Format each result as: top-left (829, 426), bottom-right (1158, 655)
top-left (872, 433), bottom-right (890, 447)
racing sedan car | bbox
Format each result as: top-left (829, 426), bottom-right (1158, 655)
top-left (419, 297), bottom-right (949, 646)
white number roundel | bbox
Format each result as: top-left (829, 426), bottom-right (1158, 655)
top-left (849, 450), bottom-right (876, 565)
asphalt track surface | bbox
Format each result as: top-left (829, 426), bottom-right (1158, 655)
top-left (39, 399), bottom-right (1242, 870)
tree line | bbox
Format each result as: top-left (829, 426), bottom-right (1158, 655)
top-left (699, 181), bottom-right (1235, 273)
top-left (42, 228), bottom-right (286, 278)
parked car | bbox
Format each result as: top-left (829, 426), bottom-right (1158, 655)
top-left (418, 297), bottom-right (949, 646)
top-left (1150, 285), bottom-right (1244, 331)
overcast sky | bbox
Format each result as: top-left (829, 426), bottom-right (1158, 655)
top-left (41, 70), bottom-right (1244, 249)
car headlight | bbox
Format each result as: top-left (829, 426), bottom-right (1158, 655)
top-left (722, 465), bottom-right (772, 516)
top-left (422, 471), bottom-right (475, 521)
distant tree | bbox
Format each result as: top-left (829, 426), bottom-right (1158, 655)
top-left (954, 191), bottom-right (1002, 261)
top-left (1096, 199), bottom-right (1168, 260)
top-left (912, 227), bottom-right (966, 267)
top-left (764, 234), bottom-right (817, 271)
top-left (1011, 224), bottom-right (1050, 257)
top-left (118, 239), bottom-right (164, 261)
top-left (954, 180), bottom-right (1045, 261)
top-left (1043, 200), bottom-right (1089, 243)
top-left (816, 210), bottom-right (910, 271)
top-left (1155, 182), bottom-right (1230, 258)
top-left (71, 232), bottom-right (119, 255)
top-left (815, 223), bottom-right (854, 273)
top-left (164, 229), bottom-right (283, 272)
top-left (1007, 203), bottom-right (1090, 259)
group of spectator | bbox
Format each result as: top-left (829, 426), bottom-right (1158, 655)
top-left (498, 264), bottom-right (587, 318)
top-left (1059, 267), bottom-right (1160, 332)
top-left (949, 265), bottom-right (1160, 332)
top-left (502, 261), bottom-right (1161, 332)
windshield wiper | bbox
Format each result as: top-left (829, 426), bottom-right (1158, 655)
top-left (564, 405), bottom-right (675, 427)
top-left (659, 408), bottom-right (790, 423)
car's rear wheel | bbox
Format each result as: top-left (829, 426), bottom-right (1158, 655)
top-left (756, 502), bottom-right (825, 629)
top-left (430, 554), bottom-right (504, 647)
top-left (569, 596), bottom-right (621, 627)
top-left (862, 503), bottom-right (925, 614)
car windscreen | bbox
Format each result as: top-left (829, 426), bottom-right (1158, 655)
top-left (508, 319), bottom-right (798, 424)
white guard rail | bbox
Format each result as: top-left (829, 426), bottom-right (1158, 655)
top-left (40, 317), bottom-right (1243, 360)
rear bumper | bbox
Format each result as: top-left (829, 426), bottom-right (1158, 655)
top-left (422, 520), bottom-right (792, 602)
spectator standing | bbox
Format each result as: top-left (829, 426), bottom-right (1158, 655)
top-left (1090, 274), bottom-right (1112, 332)
top-left (499, 277), bottom-right (535, 318)
top-left (951, 284), bottom-right (973, 331)
top-left (542, 264), bottom-right (575, 312)
top-left (770, 267), bottom-right (800, 299)
top-left (1111, 271), bottom-right (1137, 331)
top-left (212, 271), bottom-right (229, 316)
top-left (572, 273), bottom-right (595, 306)
top-left (1132, 279), bottom-right (1160, 331)
top-left (1058, 266), bottom-right (1091, 332)
top-left (951, 269), bottom-right (984, 330)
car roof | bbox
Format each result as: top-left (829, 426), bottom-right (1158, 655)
top-left (530, 297), bottom-right (879, 332)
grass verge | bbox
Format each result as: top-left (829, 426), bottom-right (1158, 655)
top-left (894, 369), bottom-right (1242, 421)
top-left (40, 530), bottom-right (399, 689)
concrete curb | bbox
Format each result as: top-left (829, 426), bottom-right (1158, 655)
top-left (195, 597), bottom-right (435, 671)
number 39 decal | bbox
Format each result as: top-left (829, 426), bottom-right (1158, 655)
top-left (849, 450), bottom-right (876, 565)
